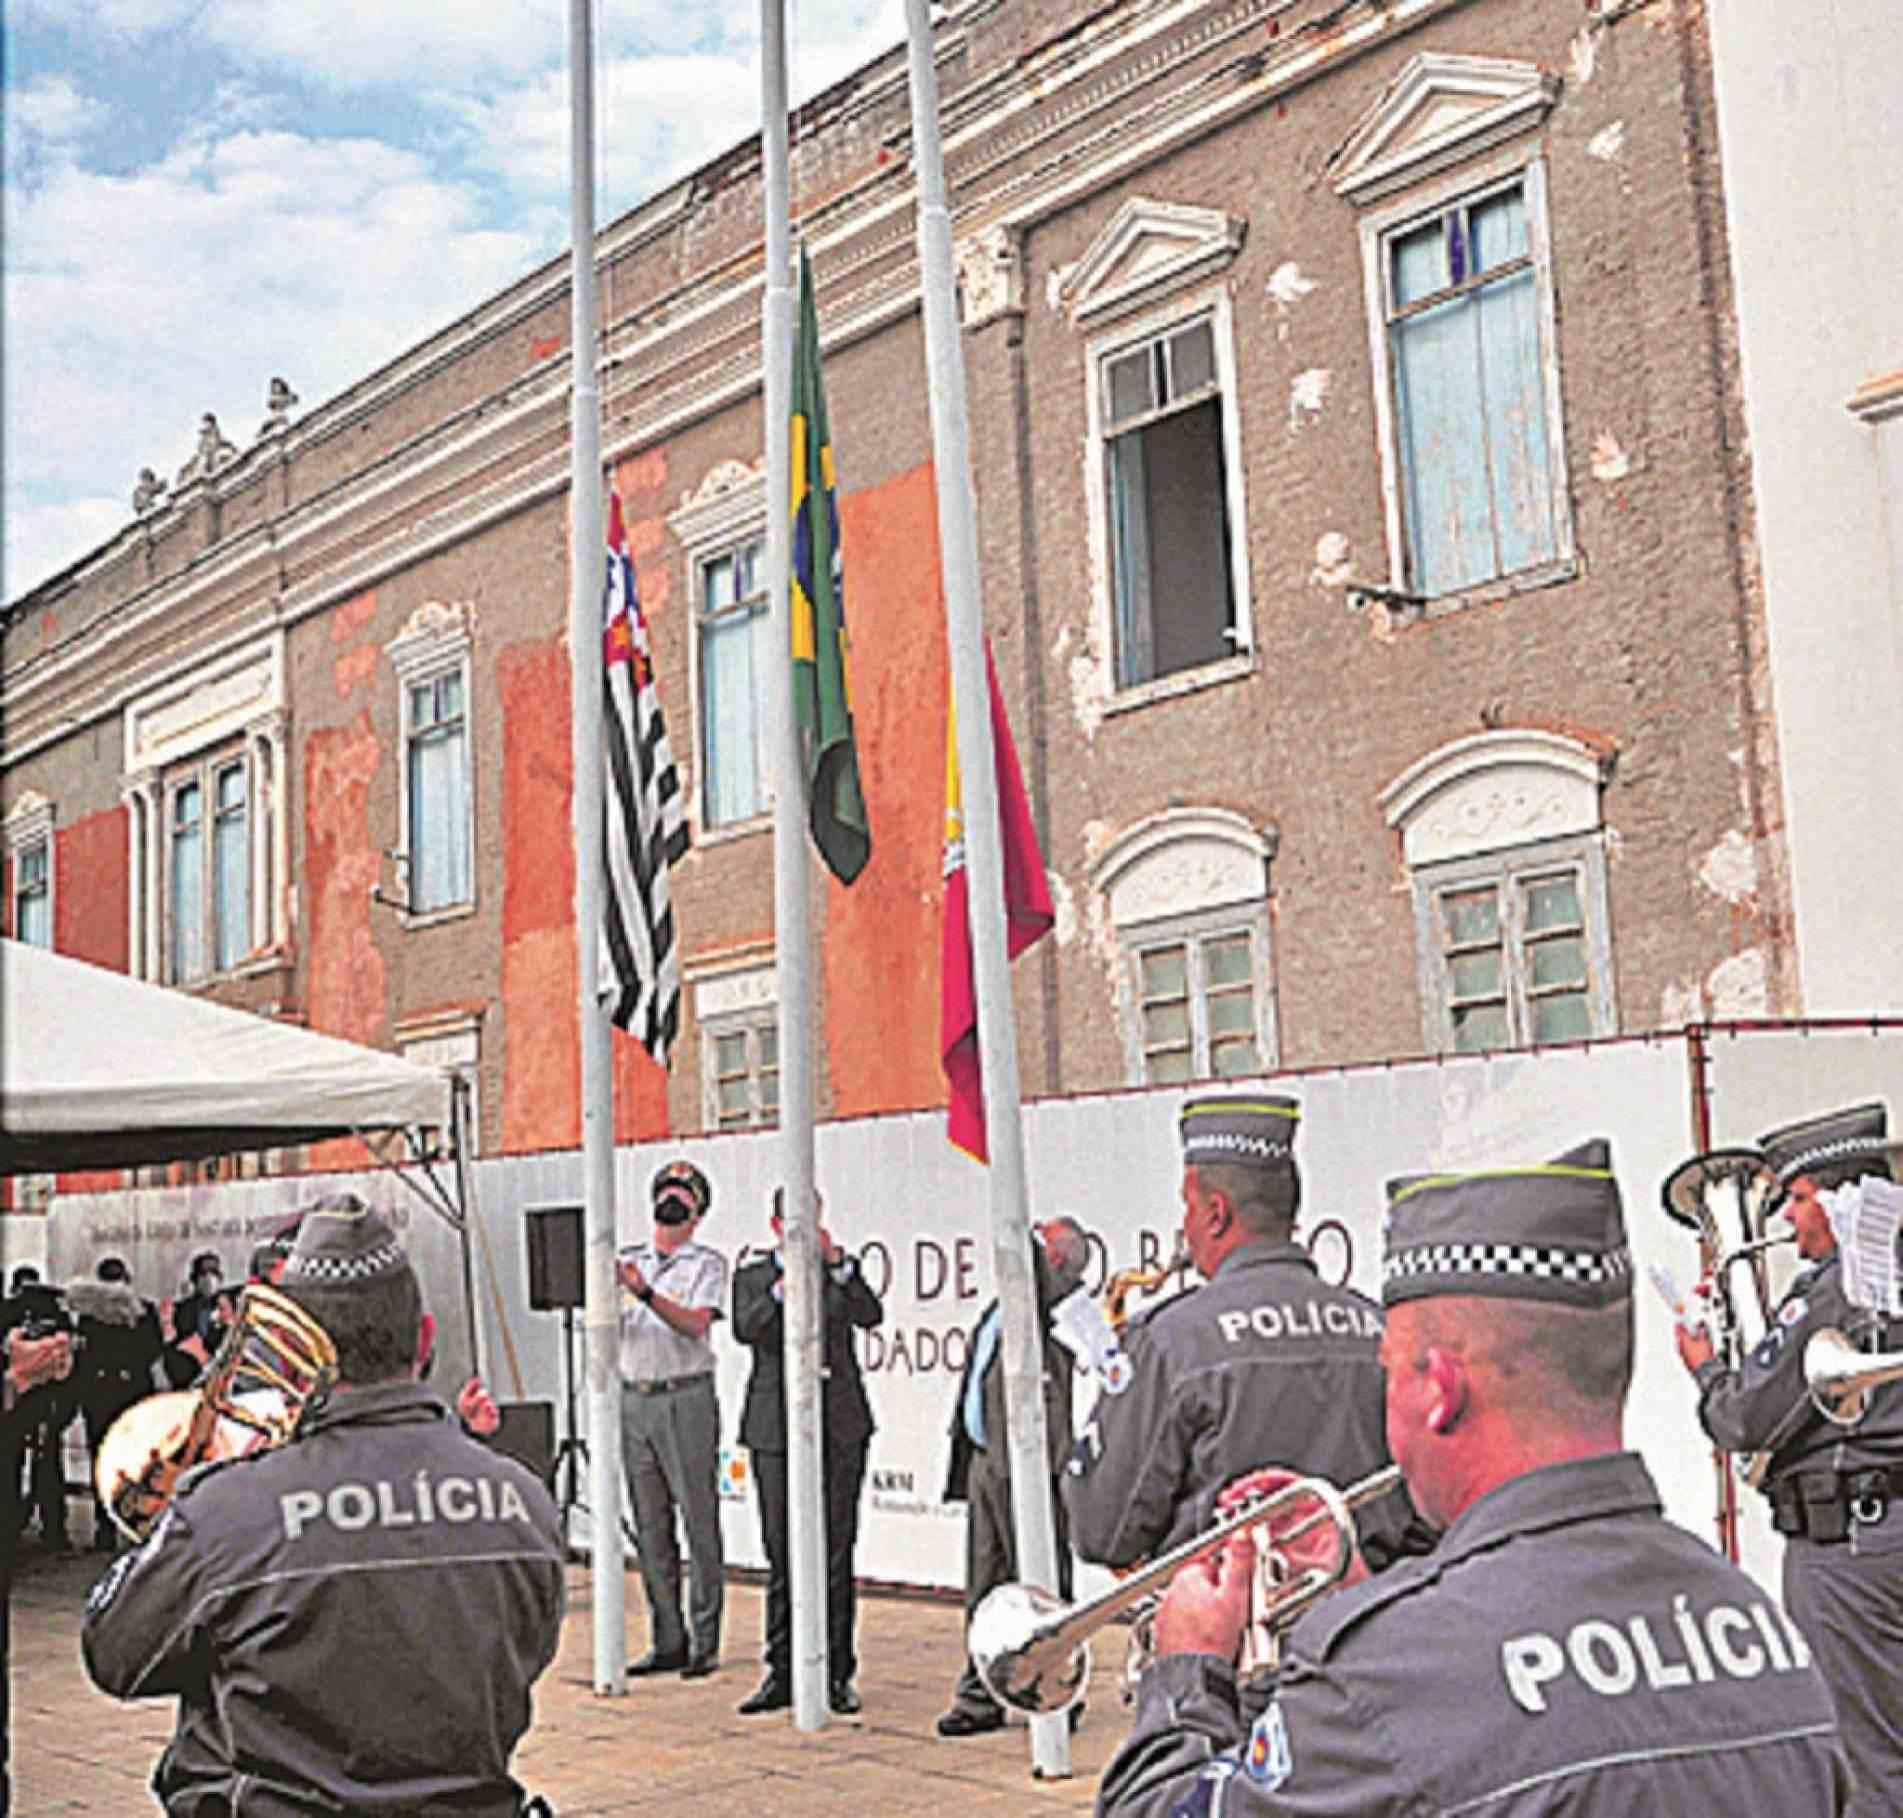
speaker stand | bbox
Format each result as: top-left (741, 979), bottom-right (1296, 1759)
top-left (553, 1303), bottom-right (637, 1558)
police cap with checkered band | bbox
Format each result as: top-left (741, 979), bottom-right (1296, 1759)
top-left (279, 1193), bottom-right (408, 1287)
top-left (1179, 1094), bottom-right (1301, 1175)
top-left (1757, 1101), bottom-right (1900, 1213)
top-left (1382, 1137), bottom-right (1632, 1309)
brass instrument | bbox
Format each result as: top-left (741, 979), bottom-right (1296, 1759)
top-left (1805, 1326), bottom-right (1903, 1427)
top-left (969, 1464), bottom-right (1400, 1716)
top-left (95, 1284), bottom-right (337, 1541)
top-left (1662, 1146), bottom-right (1796, 1494)
top-left (1103, 1238), bottom-right (1189, 1336)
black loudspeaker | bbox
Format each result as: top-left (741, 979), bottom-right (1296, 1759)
top-left (491, 1399), bottom-right (557, 1488)
top-left (525, 1204), bottom-right (585, 1311)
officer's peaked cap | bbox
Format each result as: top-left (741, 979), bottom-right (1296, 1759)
top-left (652, 1160), bottom-right (712, 1220)
top-left (280, 1193), bottom-right (408, 1287)
top-left (1757, 1102), bottom-right (1899, 1208)
top-left (1382, 1137), bottom-right (1631, 1310)
top-left (1180, 1094), bottom-right (1300, 1173)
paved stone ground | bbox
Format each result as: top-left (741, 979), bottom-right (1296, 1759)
top-left (9, 1531), bottom-right (1124, 1816)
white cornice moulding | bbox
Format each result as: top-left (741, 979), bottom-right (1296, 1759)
top-left (1379, 729), bottom-right (1613, 868)
top-left (1330, 52), bottom-right (1559, 202)
top-left (3, 789), bottom-right (55, 854)
top-left (1058, 197), bottom-right (1246, 327)
top-left (669, 459), bottom-right (768, 548)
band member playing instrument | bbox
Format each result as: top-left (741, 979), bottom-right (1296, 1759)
top-left (1063, 1094), bottom-right (1416, 1574)
top-left (1676, 1103), bottom-right (1903, 1817)
top-left (1099, 1139), bottom-right (1849, 1817)
top-left (82, 1196), bottom-right (566, 1817)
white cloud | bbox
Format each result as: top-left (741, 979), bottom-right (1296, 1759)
top-left (4, 123), bottom-right (538, 601)
top-left (11, 76), bottom-right (108, 147)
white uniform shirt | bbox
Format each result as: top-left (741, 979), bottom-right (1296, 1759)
top-left (616, 1237), bottom-right (728, 1383)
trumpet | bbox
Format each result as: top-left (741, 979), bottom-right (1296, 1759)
top-left (1805, 1326), bottom-right (1903, 1428)
top-left (1103, 1237), bottom-right (1189, 1336)
top-left (969, 1464), bottom-right (1400, 1717)
top-left (94, 1284), bottom-right (337, 1541)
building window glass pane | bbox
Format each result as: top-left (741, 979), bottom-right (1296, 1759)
top-left (171, 782), bottom-right (205, 981)
top-left (699, 536), bottom-right (769, 826)
top-left (1385, 179), bottom-right (1557, 598)
top-left (408, 668), bottom-right (471, 911)
top-left (1133, 920), bottom-right (1267, 1085)
top-left (14, 840), bottom-right (50, 948)
top-left (707, 1013), bottom-right (779, 1130)
top-left (212, 761), bottom-right (249, 970)
top-left (1101, 314), bottom-right (1237, 689)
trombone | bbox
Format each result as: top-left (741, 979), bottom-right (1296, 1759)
top-left (969, 1464), bottom-right (1400, 1717)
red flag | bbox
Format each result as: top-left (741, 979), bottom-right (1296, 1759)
top-left (940, 641), bottom-right (1054, 1161)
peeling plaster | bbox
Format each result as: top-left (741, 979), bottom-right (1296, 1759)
top-left (1080, 819), bottom-right (1115, 866)
top-left (1083, 889), bottom-right (1121, 975)
top-left (328, 590), bottom-right (376, 646)
top-left (1709, 947), bottom-right (1770, 1019)
top-left (1046, 264), bottom-right (1076, 312)
top-left (1697, 829), bottom-right (1758, 904)
top-left (1052, 623), bottom-right (1073, 661)
top-left (1266, 262), bottom-right (1317, 342)
top-left (1070, 647), bottom-right (1106, 741)
top-left (1311, 531), bottom-right (1353, 588)
top-left (1050, 868), bottom-right (1078, 946)
top-left (1568, 26), bottom-right (1599, 86)
top-left (1288, 368), bottom-right (1331, 431)
top-left (1588, 121), bottom-right (1626, 162)
top-left (1659, 980), bottom-right (1702, 1027)
top-left (1590, 431), bottom-right (1632, 483)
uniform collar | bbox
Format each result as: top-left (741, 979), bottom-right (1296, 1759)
top-left (304, 1379), bottom-right (449, 1433)
top-left (1434, 1452), bottom-right (1660, 1569)
top-left (1216, 1237), bottom-right (1315, 1277)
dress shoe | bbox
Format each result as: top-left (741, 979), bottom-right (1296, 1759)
top-left (829, 1680), bottom-right (862, 1715)
top-left (935, 1704), bottom-right (1005, 1737)
top-left (738, 1677), bottom-right (793, 1715)
top-left (681, 1654), bottom-right (719, 1680)
top-left (627, 1648), bottom-right (688, 1677)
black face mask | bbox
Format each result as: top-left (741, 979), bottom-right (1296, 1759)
top-left (653, 1202), bottom-right (695, 1228)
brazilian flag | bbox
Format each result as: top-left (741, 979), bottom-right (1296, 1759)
top-left (791, 244), bottom-right (871, 885)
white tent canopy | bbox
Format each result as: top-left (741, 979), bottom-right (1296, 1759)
top-left (0, 939), bottom-right (454, 1174)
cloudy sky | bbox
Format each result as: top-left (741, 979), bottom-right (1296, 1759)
top-left (2, 0), bottom-right (907, 603)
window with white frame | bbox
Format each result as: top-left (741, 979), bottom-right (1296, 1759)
top-left (1380, 730), bottom-right (1616, 1055)
top-left (707, 1013), bottom-right (779, 1131)
top-left (1379, 173), bottom-right (1560, 597)
top-left (405, 666), bottom-right (473, 912)
top-left (388, 602), bottom-right (477, 920)
top-left (689, 951), bottom-right (779, 1133)
top-left (1091, 809), bottom-right (1278, 1088)
top-left (163, 750), bottom-right (255, 982)
top-left (12, 838), bottom-right (51, 948)
top-left (398, 1015), bottom-right (482, 1156)
top-left (1337, 56), bottom-right (1570, 605)
top-left (1098, 311), bottom-right (1241, 689)
top-left (1127, 908), bottom-right (1273, 1085)
top-left (696, 533), bottom-right (770, 828)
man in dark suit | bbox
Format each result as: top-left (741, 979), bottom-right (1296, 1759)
top-left (936, 1216), bottom-right (1090, 1737)
top-left (731, 1187), bottom-right (883, 1717)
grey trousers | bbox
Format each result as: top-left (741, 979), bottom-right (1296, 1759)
top-left (1785, 1511), bottom-right (1903, 1818)
top-left (620, 1376), bottom-right (724, 1661)
top-left (949, 1451), bottom-right (1071, 1715)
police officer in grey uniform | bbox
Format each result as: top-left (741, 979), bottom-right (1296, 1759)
top-left (1098, 1137), bottom-right (1850, 1818)
top-left (1063, 1094), bottom-right (1416, 1572)
top-left (1677, 1102), bottom-right (1903, 1817)
top-left (619, 1159), bottom-right (729, 1678)
top-left (81, 1197), bottom-right (566, 1816)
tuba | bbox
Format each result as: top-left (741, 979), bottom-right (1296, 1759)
top-left (1660, 1147), bottom-right (1788, 1376)
top-left (969, 1464), bottom-right (1400, 1716)
top-left (1805, 1327), bottom-right (1903, 1428)
top-left (95, 1284), bottom-right (338, 1541)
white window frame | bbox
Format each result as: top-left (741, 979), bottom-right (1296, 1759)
top-left (1411, 834), bottom-right (1616, 1054)
top-left (163, 746), bottom-right (256, 984)
top-left (1085, 284), bottom-right (1256, 710)
top-left (691, 530), bottom-right (773, 835)
top-left (1356, 148), bottom-right (1574, 606)
top-left (5, 792), bottom-right (55, 950)
top-left (388, 603), bottom-right (476, 926)
top-left (688, 950), bottom-right (779, 1133)
top-left (396, 1013), bottom-right (482, 1157)
top-left (671, 462), bottom-right (772, 843)
top-left (1121, 902), bottom-right (1278, 1088)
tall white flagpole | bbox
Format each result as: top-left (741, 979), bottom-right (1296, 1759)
top-left (566, 0), bottom-right (629, 1698)
top-left (761, 0), bottom-right (831, 1732)
top-left (901, 0), bottom-right (1071, 1778)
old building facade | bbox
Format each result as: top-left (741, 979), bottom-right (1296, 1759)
top-left (1, 0), bottom-right (1831, 1181)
